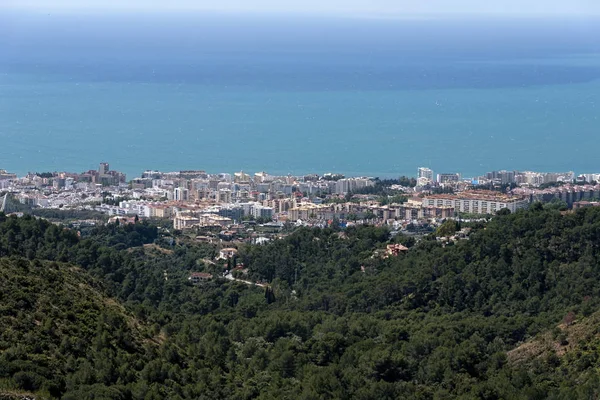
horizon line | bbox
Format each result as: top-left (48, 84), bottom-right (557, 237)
top-left (2, 7), bottom-right (600, 20)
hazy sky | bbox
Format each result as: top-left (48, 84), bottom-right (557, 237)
top-left (3, 0), bottom-right (600, 16)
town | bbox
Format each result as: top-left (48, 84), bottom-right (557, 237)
top-left (2, 164), bottom-right (600, 244)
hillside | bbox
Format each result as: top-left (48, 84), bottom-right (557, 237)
top-left (0, 257), bottom-right (153, 399)
top-left (1, 207), bottom-right (600, 398)
top-left (506, 309), bottom-right (600, 398)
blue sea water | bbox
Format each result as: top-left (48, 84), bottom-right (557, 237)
top-left (1, 12), bottom-right (599, 179)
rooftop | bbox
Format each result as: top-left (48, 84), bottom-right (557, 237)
top-left (425, 190), bottom-right (525, 202)
top-left (189, 272), bottom-right (213, 280)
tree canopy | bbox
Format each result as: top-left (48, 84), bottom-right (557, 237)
top-left (1, 206), bottom-right (600, 398)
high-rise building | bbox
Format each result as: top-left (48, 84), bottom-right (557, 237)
top-left (252, 205), bottom-right (274, 220)
top-left (234, 171), bottom-right (251, 183)
top-left (174, 187), bottom-right (189, 202)
top-left (581, 173), bottom-right (600, 183)
top-left (254, 172), bottom-right (273, 183)
top-left (418, 167), bottom-right (434, 182)
top-left (99, 163), bottom-right (110, 175)
top-left (0, 170), bottom-right (17, 181)
top-left (486, 170), bottom-right (516, 184)
top-left (437, 173), bottom-right (461, 184)
top-left (218, 189), bottom-right (232, 204)
top-left (334, 178), bottom-right (375, 194)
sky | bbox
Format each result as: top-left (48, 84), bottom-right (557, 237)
top-left (3, 0), bottom-right (600, 17)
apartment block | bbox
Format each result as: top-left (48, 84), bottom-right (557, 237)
top-left (423, 190), bottom-right (528, 214)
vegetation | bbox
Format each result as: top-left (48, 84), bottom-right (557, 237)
top-left (342, 178), bottom-right (410, 205)
top-left (33, 173), bottom-right (55, 179)
top-left (0, 258), bottom-right (151, 399)
top-left (1, 206), bottom-right (600, 398)
top-left (398, 176), bottom-right (418, 188)
top-left (242, 215), bottom-right (274, 224)
top-left (29, 209), bottom-right (108, 222)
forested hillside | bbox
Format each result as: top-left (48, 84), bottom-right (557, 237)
top-left (0, 258), bottom-right (153, 399)
top-left (1, 207), bottom-right (600, 399)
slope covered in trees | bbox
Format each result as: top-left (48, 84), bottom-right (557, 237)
top-left (0, 257), bottom-right (153, 399)
top-left (1, 207), bottom-right (600, 398)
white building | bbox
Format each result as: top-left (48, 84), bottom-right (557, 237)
top-left (174, 187), bottom-right (189, 202)
top-left (416, 177), bottom-right (430, 187)
top-left (255, 172), bottom-right (274, 183)
top-left (580, 173), bottom-right (600, 183)
top-left (217, 248), bottom-right (238, 260)
top-left (173, 213), bottom-right (199, 230)
top-left (252, 205), bottom-right (274, 220)
top-left (334, 178), bottom-right (374, 194)
top-left (218, 189), bottom-right (232, 204)
top-left (437, 173), bottom-right (460, 184)
top-left (423, 190), bottom-right (529, 214)
top-left (418, 167), bottom-right (434, 183)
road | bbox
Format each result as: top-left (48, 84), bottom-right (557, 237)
top-left (224, 272), bottom-right (267, 288)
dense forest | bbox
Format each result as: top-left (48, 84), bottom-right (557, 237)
top-left (1, 206), bottom-right (600, 399)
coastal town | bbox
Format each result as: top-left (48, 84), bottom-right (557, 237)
top-left (2, 164), bottom-right (600, 243)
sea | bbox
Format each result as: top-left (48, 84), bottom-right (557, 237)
top-left (1, 11), bottom-right (599, 179)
